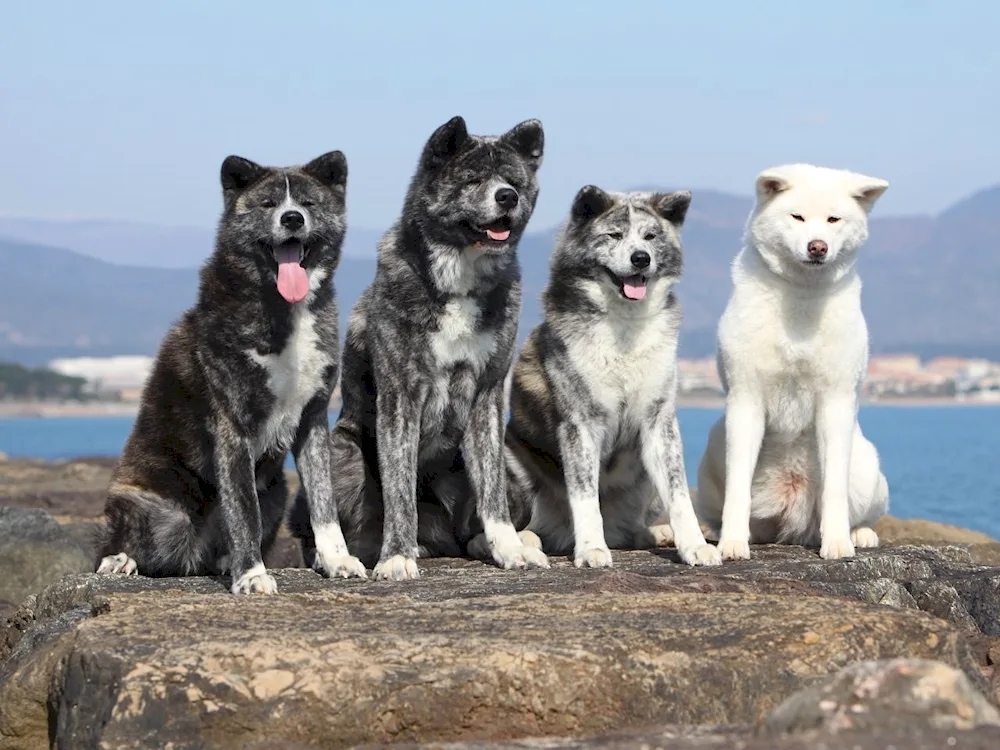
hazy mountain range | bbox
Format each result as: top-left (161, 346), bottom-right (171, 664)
top-left (1, 183), bottom-right (998, 367)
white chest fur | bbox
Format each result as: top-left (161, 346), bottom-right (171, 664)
top-left (246, 307), bottom-right (329, 459)
top-left (720, 262), bottom-right (868, 435)
top-left (567, 301), bottom-right (679, 447)
top-left (430, 297), bottom-right (497, 373)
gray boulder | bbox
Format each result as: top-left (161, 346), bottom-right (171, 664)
top-left (0, 507), bottom-right (91, 607)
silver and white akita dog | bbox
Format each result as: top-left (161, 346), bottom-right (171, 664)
top-left (504, 186), bottom-right (721, 568)
top-left (696, 163), bottom-right (890, 561)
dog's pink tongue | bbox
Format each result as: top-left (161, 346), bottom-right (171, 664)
top-left (486, 228), bottom-right (511, 241)
top-left (623, 275), bottom-right (647, 301)
top-left (275, 247), bottom-right (309, 304)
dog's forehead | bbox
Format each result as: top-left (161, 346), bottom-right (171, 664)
top-left (777, 178), bottom-right (860, 214)
top-left (452, 137), bottom-right (528, 174)
top-left (245, 170), bottom-right (287, 195)
top-left (593, 195), bottom-right (660, 228)
top-left (287, 170), bottom-right (328, 195)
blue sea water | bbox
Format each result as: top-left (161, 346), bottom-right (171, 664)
top-left (1, 406), bottom-right (997, 539)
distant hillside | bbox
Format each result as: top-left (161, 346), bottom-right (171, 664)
top-left (0, 362), bottom-right (87, 400)
top-left (0, 238), bottom-right (375, 366)
top-left (0, 217), bottom-right (383, 268)
top-left (1, 182), bottom-right (999, 365)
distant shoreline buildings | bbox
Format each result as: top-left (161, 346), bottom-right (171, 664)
top-left (1, 352), bottom-right (997, 416)
top-left (678, 354), bottom-right (1000, 403)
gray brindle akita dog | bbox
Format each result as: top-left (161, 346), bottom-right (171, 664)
top-left (94, 151), bottom-right (365, 594)
top-left (290, 115), bottom-right (549, 580)
top-left (504, 187), bottom-right (723, 568)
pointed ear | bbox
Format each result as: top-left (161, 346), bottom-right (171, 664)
top-left (852, 175), bottom-right (889, 213)
top-left (303, 150), bottom-right (347, 189)
top-left (571, 185), bottom-right (614, 222)
top-left (425, 115), bottom-right (469, 166)
top-left (755, 170), bottom-right (791, 203)
top-left (220, 155), bottom-right (266, 194)
top-left (500, 118), bottom-right (544, 170)
top-left (651, 190), bottom-right (692, 226)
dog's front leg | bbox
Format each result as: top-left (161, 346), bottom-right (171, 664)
top-left (214, 419), bottom-right (275, 594)
top-left (373, 388), bottom-right (422, 581)
top-left (464, 387), bottom-right (549, 570)
top-left (816, 392), bottom-right (857, 559)
top-left (717, 392), bottom-right (765, 560)
top-left (557, 420), bottom-right (610, 568)
top-left (642, 411), bottom-right (721, 566)
top-left (292, 396), bottom-right (367, 580)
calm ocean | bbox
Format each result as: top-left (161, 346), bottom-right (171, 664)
top-left (1, 406), bottom-right (997, 539)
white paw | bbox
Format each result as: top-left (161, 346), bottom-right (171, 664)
top-left (717, 537), bottom-right (751, 561)
top-left (821, 536), bottom-right (856, 560)
top-left (316, 553), bottom-right (368, 580)
top-left (517, 529), bottom-right (543, 550)
top-left (851, 526), bottom-right (880, 548)
top-left (231, 565), bottom-right (278, 595)
top-left (373, 554), bottom-right (420, 581)
top-left (491, 538), bottom-right (551, 570)
top-left (574, 546), bottom-right (613, 569)
top-left (97, 552), bottom-right (138, 576)
top-left (679, 543), bottom-right (723, 567)
top-left (648, 524), bottom-right (675, 547)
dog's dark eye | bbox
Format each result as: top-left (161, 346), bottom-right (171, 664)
top-left (260, 199), bottom-right (277, 209)
top-left (644, 232), bottom-right (657, 241)
top-left (827, 216), bottom-right (841, 223)
top-left (607, 232), bottom-right (623, 241)
top-left (791, 214), bottom-right (805, 222)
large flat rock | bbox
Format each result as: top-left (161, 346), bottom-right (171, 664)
top-left (1, 545), bottom-right (999, 749)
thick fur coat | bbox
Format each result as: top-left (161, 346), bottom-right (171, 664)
top-left (291, 116), bottom-right (549, 579)
top-left (695, 163), bottom-right (891, 560)
top-left (95, 151), bottom-right (364, 594)
top-left (505, 187), bottom-right (721, 568)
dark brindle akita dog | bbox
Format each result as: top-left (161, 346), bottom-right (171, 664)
top-left (95, 151), bottom-right (365, 594)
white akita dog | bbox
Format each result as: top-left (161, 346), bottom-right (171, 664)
top-left (696, 163), bottom-right (890, 561)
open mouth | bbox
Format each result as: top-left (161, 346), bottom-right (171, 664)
top-left (605, 269), bottom-right (648, 301)
top-left (273, 239), bottom-right (309, 304)
top-left (803, 259), bottom-right (825, 266)
top-left (469, 217), bottom-right (512, 245)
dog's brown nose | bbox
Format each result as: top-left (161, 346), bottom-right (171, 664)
top-left (807, 240), bottom-right (828, 259)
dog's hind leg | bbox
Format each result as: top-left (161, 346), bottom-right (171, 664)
top-left (848, 429), bottom-right (888, 549)
top-left (95, 482), bottom-right (208, 578)
top-left (694, 416), bottom-right (726, 541)
top-left (258, 467), bottom-right (289, 565)
top-left (292, 399), bottom-right (367, 580)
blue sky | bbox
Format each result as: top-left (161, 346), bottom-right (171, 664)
top-left (1, 0), bottom-right (997, 231)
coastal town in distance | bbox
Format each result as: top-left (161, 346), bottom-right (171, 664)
top-left (1, 352), bottom-right (999, 418)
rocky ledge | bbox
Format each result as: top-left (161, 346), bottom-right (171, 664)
top-left (2, 541), bottom-right (1000, 750)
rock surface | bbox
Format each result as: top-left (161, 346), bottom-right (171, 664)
top-left (876, 516), bottom-right (997, 546)
top-left (765, 657), bottom-right (1000, 734)
top-left (0, 507), bottom-right (91, 606)
top-left (3, 459), bottom-right (1000, 748)
top-left (1, 545), bottom-right (999, 750)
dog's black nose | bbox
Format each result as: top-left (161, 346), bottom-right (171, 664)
top-left (280, 211), bottom-right (305, 231)
top-left (630, 250), bottom-right (651, 269)
top-left (807, 240), bottom-right (828, 259)
top-left (494, 187), bottom-right (519, 209)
